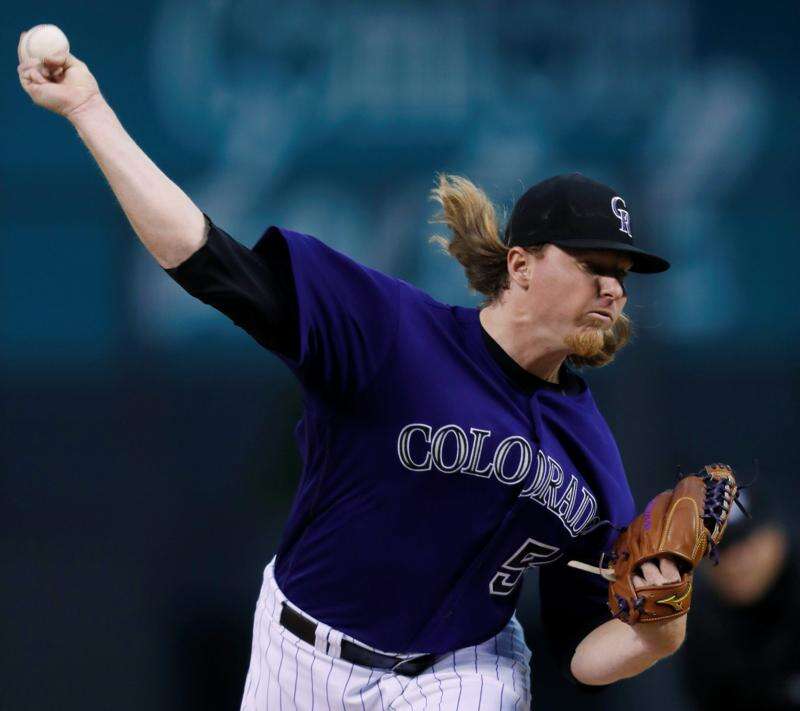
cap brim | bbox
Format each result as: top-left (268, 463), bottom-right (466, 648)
top-left (549, 239), bottom-right (670, 274)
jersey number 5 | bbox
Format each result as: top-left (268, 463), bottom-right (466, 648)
top-left (490, 538), bottom-right (562, 596)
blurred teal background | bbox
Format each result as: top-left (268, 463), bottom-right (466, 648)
top-left (3, 1), bottom-right (798, 710)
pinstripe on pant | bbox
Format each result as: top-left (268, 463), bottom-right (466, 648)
top-left (240, 559), bottom-right (532, 710)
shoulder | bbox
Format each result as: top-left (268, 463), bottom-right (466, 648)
top-left (255, 225), bottom-right (457, 312)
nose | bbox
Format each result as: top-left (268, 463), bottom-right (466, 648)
top-left (598, 275), bottom-right (626, 300)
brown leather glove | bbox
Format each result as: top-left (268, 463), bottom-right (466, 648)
top-left (607, 463), bottom-right (738, 624)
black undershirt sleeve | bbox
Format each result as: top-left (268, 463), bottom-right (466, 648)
top-left (164, 215), bottom-right (299, 360)
top-left (538, 558), bottom-right (613, 692)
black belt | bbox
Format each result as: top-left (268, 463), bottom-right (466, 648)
top-left (279, 602), bottom-right (436, 677)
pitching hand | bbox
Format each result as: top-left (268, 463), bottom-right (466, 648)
top-left (632, 556), bottom-right (681, 590)
top-left (17, 31), bottom-right (101, 118)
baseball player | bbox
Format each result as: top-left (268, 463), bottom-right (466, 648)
top-left (20, 37), bottom-right (699, 711)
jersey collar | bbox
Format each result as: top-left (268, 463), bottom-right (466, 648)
top-left (478, 320), bottom-right (584, 397)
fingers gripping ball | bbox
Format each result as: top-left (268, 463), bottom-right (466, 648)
top-left (22, 24), bottom-right (69, 79)
top-left (23, 24), bottom-right (70, 61)
top-left (607, 463), bottom-right (738, 624)
top-left (18, 25), bottom-right (100, 118)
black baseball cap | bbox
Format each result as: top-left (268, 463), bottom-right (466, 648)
top-left (504, 173), bottom-right (670, 274)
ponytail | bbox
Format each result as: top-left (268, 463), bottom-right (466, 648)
top-left (429, 174), bottom-right (510, 302)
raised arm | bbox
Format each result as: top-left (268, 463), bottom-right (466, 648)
top-left (16, 29), bottom-right (206, 268)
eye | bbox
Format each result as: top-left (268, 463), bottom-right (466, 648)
top-left (577, 258), bottom-right (629, 285)
top-left (581, 261), bottom-right (608, 278)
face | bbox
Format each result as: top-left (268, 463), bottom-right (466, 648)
top-left (509, 244), bottom-right (633, 357)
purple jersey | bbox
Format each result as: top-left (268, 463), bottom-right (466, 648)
top-left (259, 226), bottom-right (635, 653)
top-left (166, 220), bottom-right (636, 660)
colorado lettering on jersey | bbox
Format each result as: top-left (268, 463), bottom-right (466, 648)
top-left (397, 423), bottom-right (597, 538)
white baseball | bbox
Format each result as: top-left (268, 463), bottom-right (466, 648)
top-left (24, 24), bottom-right (70, 62)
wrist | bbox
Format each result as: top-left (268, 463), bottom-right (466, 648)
top-left (66, 92), bottom-right (110, 126)
top-left (636, 614), bottom-right (687, 654)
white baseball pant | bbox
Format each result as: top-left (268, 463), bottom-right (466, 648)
top-left (239, 558), bottom-right (532, 710)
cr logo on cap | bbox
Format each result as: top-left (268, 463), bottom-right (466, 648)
top-left (611, 196), bottom-right (632, 238)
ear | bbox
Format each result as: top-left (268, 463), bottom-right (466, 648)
top-left (507, 247), bottom-right (532, 289)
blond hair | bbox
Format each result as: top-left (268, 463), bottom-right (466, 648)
top-left (429, 174), bottom-right (514, 302)
top-left (429, 173), bottom-right (631, 369)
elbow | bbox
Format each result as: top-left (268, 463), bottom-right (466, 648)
top-left (570, 656), bottom-right (613, 687)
